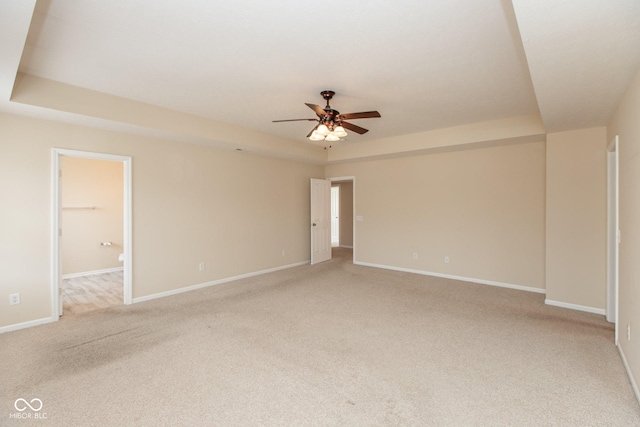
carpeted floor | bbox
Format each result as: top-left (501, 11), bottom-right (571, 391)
top-left (1, 248), bottom-right (639, 426)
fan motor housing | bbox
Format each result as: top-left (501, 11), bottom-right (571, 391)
top-left (321, 110), bottom-right (341, 128)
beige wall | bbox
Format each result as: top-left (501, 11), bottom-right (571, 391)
top-left (326, 141), bottom-right (546, 289)
top-left (332, 181), bottom-right (353, 247)
top-left (0, 113), bottom-right (323, 329)
top-left (13, 74), bottom-right (327, 164)
top-left (545, 127), bottom-right (607, 310)
top-left (62, 157), bottom-right (123, 275)
top-left (327, 114), bottom-right (545, 163)
top-left (608, 66), bottom-right (640, 395)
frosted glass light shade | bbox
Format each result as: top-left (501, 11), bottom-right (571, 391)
top-left (316, 124), bottom-right (330, 136)
top-left (325, 132), bottom-right (340, 142)
top-left (333, 126), bottom-right (347, 137)
top-left (309, 131), bottom-right (324, 141)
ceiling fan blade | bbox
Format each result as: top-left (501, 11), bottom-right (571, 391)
top-left (306, 124), bottom-right (319, 138)
top-left (339, 111), bottom-right (381, 120)
top-left (341, 121), bottom-right (369, 134)
top-left (305, 103), bottom-right (326, 117)
top-left (272, 118), bottom-right (318, 123)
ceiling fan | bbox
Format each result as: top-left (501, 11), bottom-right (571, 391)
top-left (273, 91), bottom-right (381, 144)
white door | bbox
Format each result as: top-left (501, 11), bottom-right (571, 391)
top-left (607, 136), bottom-right (619, 337)
top-left (311, 178), bottom-right (331, 264)
top-left (331, 186), bottom-right (340, 246)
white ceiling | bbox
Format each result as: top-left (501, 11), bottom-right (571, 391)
top-left (513, 0), bottom-right (640, 131)
top-left (3, 0), bottom-right (640, 150)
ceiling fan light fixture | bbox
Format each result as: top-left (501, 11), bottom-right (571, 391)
top-left (333, 126), bottom-right (347, 137)
top-left (273, 91), bottom-right (381, 142)
top-left (325, 132), bottom-right (340, 142)
top-left (316, 124), bottom-right (330, 136)
top-left (309, 131), bottom-right (325, 141)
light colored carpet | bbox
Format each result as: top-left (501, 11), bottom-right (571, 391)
top-left (1, 248), bottom-right (639, 426)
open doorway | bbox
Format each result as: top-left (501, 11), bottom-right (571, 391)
top-left (60, 157), bottom-right (123, 314)
top-left (330, 177), bottom-right (355, 259)
top-left (52, 149), bottom-right (132, 319)
top-left (331, 186), bottom-right (340, 247)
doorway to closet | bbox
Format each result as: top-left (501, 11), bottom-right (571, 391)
top-left (330, 177), bottom-right (355, 255)
top-left (52, 149), bottom-right (132, 318)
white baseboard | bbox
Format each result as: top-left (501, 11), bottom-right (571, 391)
top-left (133, 260), bottom-right (310, 304)
top-left (544, 299), bottom-right (606, 315)
top-left (0, 316), bottom-right (57, 335)
top-left (354, 261), bottom-right (545, 294)
top-left (618, 343), bottom-right (640, 406)
top-left (63, 266), bottom-right (124, 279)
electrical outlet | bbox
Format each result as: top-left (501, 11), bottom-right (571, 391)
top-left (444, 256), bottom-right (450, 263)
top-left (412, 252), bottom-right (418, 260)
top-left (627, 324), bottom-right (631, 341)
top-left (9, 293), bottom-right (20, 305)
top-left (199, 262), bottom-right (205, 272)
top-left (282, 250), bottom-right (286, 257)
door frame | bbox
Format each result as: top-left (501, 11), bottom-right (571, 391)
top-left (606, 136), bottom-right (619, 342)
top-left (329, 176), bottom-right (356, 260)
top-left (51, 148), bottom-right (133, 318)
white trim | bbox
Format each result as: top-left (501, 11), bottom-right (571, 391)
top-left (544, 299), bottom-right (606, 315)
top-left (62, 267), bottom-right (124, 279)
top-left (606, 135), bottom-right (619, 342)
top-left (132, 261), bottom-right (309, 304)
top-left (618, 344), bottom-right (640, 406)
top-left (52, 148), bottom-right (133, 323)
top-left (51, 150), bottom-right (61, 320)
top-left (0, 317), bottom-right (57, 335)
top-left (354, 261), bottom-right (545, 294)
top-left (123, 153), bottom-right (133, 305)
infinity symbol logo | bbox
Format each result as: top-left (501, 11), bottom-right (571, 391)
top-left (14, 398), bottom-right (43, 412)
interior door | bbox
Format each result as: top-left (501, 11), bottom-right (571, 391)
top-left (311, 178), bottom-right (331, 264)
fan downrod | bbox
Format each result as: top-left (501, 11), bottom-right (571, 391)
top-left (320, 90), bottom-right (335, 108)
